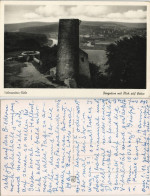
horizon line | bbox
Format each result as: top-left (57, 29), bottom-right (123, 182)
top-left (4, 20), bottom-right (147, 25)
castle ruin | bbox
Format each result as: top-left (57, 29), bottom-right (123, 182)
top-left (56, 19), bottom-right (91, 88)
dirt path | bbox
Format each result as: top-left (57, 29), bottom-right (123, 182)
top-left (5, 61), bottom-right (58, 88)
top-left (17, 62), bottom-right (57, 88)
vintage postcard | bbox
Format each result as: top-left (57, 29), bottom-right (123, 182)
top-left (0, 1), bottom-right (150, 98)
top-left (1, 98), bottom-right (150, 195)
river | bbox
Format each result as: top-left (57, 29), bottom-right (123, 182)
top-left (84, 49), bottom-right (108, 73)
top-left (48, 38), bottom-right (58, 47)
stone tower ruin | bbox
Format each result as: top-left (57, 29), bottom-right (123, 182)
top-left (56, 19), bottom-right (80, 86)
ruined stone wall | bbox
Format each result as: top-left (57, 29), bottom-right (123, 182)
top-left (79, 49), bottom-right (91, 79)
top-left (57, 19), bottom-right (79, 83)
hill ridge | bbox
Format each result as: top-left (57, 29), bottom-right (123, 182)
top-left (5, 21), bottom-right (146, 32)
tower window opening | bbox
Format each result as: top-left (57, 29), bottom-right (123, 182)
top-left (81, 57), bottom-right (84, 62)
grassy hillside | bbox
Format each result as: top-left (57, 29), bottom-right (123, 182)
top-left (82, 21), bottom-right (146, 28)
top-left (20, 24), bottom-right (59, 34)
top-left (5, 22), bottom-right (53, 32)
top-left (5, 21), bottom-right (146, 34)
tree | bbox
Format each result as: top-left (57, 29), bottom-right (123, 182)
top-left (5, 32), bottom-right (47, 53)
top-left (40, 45), bottom-right (57, 73)
top-left (89, 62), bottom-right (108, 88)
top-left (105, 35), bottom-right (146, 89)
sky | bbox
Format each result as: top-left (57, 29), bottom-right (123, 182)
top-left (5, 5), bottom-right (147, 24)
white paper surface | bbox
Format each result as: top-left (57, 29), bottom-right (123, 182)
top-left (1, 99), bottom-right (150, 195)
top-left (0, 1), bottom-right (150, 98)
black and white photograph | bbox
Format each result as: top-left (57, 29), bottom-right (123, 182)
top-left (4, 3), bottom-right (147, 89)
